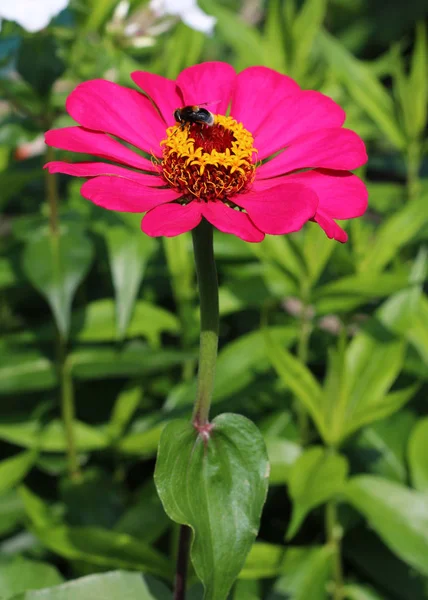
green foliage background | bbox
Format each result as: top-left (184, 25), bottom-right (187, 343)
top-left (1, 0), bottom-right (428, 598)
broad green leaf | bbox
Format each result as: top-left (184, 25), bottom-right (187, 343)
top-left (344, 584), bottom-right (385, 600)
top-left (6, 300), bottom-right (179, 347)
top-left (0, 420), bottom-right (108, 452)
top-left (264, 328), bottom-right (324, 437)
top-left (22, 228), bottom-right (93, 339)
top-left (239, 543), bottom-right (285, 580)
top-left (24, 523), bottom-right (172, 579)
top-left (0, 348), bottom-right (57, 394)
top-left (9, 570), bottom-right (165, 600)
top-left (408, 418), bottom-right (428, 493)
top-left (69, 342), bottom-right (192, 380)
top-left (346, 475), bottom-right (428, 575)
top-left (154, 414), bottom-right (269, 600)
top-left (118, 422), bottom-right (166, 458)
top-left (359, 194), bottom-right (428, 273)
top-left (0, 557), bottom-right (63, 599)
top-left (105, 226), bottom-right (155, 340)
top-left (107, 383), bottom-right (142, 441)
top-left (270, 546), bottom-right (333, 600)
top-left (266, 439), bottom-right (302, 485)
top-left (319, 30), bottom-right (405, 149)
top-left (286, 447), bottom-right (348, 539)
top-left (0, 452), bottom-right (36, 495)
top-left (0, 490), bottom-right (25, 536)
top-left (233, 580), bottom-right (260, 600)
top-left (354, 410), bottom-right (416, 483)
top-left (165, 326), bottom-right (297, 410)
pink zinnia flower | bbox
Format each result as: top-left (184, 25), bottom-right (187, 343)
top-left (45, 62), bottom-right (368, 243)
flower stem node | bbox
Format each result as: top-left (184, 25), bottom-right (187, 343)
top-left (193, 419), bottom-right (214, 443)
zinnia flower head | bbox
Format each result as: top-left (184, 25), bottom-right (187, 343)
top-left (45, 62), bottom-right (368, 243)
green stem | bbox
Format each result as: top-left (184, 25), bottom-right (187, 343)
top-left (326, 498), bottom-right (344, 600)
top-left (59, 342), bottom-right (81, 481)
top-left (191, 219), bottom-right (219, 427)
top-left (45, 145), bottom-right (59, 236)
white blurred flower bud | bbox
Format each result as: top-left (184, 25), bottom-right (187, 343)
top-left (0, 0), bottom-right (69, 33)
top-left (149, 0), bottom-right (216, 34)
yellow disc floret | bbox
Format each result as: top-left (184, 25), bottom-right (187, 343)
top-left (158, 115), bottom-right (257, 202)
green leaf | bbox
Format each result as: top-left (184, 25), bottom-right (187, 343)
top-left (319, 30), bottom-right (405, 149)
top-left (9, 571), bottom-right (165, 600)
top-left (233, 580), bottom-right (260, 600)
top-left (0, 557), bottom-right (63, 599)
top-left (345, 475), bottom-right (428, 575)
top-left (270, 546), bottom-right (333, 600)
top-left (286, 447), bottom-right (348, 539)
top-left (0, 452), bottom-right (36, 495)
top-left (0, 348), bottom-right (57, 395)
top-left (291, 0), bottom-right (326, 80)
top-left (266, 439), bottom-right (302, 485)
top-left (0, 420), bottom-right (108, 452)
top-left (107, 383), bottom-right (142, 441)
top-left (22, 228), bottom-right (93, 339)
top-left (69, 342), bottom-right (191, 380)
top-left (343, 584), bottom-right (385, 600)
top-left (165, 326), bottom-right (297, 410)
top-left (16, 36), bottom-right (65, 97)
top-left (22, 523), bottom-right (172, 580)
top-left (239, 543), bottom-right (285, 580)
top-left (408, 417), bottom-right (428, 493)
top-left (354, 410), bottom-right (416, 483)
top-left (104, 226), bottom-right (155, 340)
top-left (0, 490), bottom-right (25, 536)
top-left (154, 414), bottom-right (269, 600)
top-left (264, 328), bottom-right (324, 437)
top-left (359, 194), bottom-right (428, 273)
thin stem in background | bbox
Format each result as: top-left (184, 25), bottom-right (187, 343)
top-left (326, 498), bottom-right (344, 600)
top-left (174, 525), bottom-right (192, 600)
top-left (191, 219), bottom-right (219, 427)
top-left (294, 298), bottom-right (312, 445)
top-left (45, 145), bottom-right (59, 236)
top-left (59, 340), bottom-right (81, 482)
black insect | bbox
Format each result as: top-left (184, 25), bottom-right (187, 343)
top-left (173, 105), bottom-right (215, 128)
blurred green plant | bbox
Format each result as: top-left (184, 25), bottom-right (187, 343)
top-left (0, 0), bottom-right (427, 599)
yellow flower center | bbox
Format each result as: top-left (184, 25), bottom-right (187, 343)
top-left (158, 115), bottom-right (257, 203)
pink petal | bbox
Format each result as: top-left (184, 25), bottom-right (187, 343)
top-left (231, 66), bottom-right (300, 132)
top-left (258, 128), bottom-right (367, 179)
top-left (131, 71), bottom-right (182, 127)
top-left (255, 91), bottom-right (346, 159)
top-left (45, 160), bottom-right (162, 186)
top-left (254, 169), bottom-right (368, 219)
top-left (202, 202), bottom-right (264, 242)
top-left (314, 212), bottom-right (348, 243)
top-left (81, 176), bottom-right (180, 213)
top-left (141, 202), bottom-right (202, 237)
top-left (176, 62), bottom-right (236, 116)
top-left (45, 127), bottom-right (156, 171)
top-left (66, 79), bottom-right (165, 157)
top-left (235, 183), bottom-right (318, 235)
